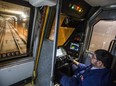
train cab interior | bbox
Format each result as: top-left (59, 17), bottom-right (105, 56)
top-left (0, 0), bottom-right (116, 86)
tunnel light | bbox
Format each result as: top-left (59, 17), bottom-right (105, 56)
top-left (0, 9), bottom-right (27, 18)
top-left (21, 13), bottom-right (27, 19)
top-left (2, 9), bottom-right (23, 15)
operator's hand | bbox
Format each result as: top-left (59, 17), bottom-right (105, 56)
top-left (67, 55), bottom-right (80, 65)
top-left (67, 55), bottom-right (74, 62)
top-left (72, 59), bottom-right (80, 65)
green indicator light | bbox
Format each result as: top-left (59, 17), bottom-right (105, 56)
top-left (71, 46), bottom-right (75, 49)
top-left (71, 6), bottom-right (74, 9)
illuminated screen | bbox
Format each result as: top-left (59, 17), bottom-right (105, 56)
top-left (70, 43), bottom-right (79, 51)
top-left (56, 48), bottom-right (66, 57)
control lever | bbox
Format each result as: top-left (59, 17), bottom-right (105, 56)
top-left (67, 55), bottom-right (74, 62)
top-left (67, 55), bottom-right (80, 65)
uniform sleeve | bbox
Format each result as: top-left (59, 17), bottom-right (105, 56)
top-left (78, 63), bottom-right (87, 70)
top-left (77, 63), bottom-right (87, 71)
top-left (74, 63), bottom-right (87, 74)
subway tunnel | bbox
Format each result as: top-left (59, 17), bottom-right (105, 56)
top-left (0, 1), bottom-right (30, 61)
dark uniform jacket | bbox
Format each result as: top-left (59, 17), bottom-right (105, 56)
top-left (60, 64), bottom-right (112, 86)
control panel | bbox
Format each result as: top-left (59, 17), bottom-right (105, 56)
top-left (63, 32), bottom-right (84, 58)
top-left (62, 0), bottom-right (91, 19)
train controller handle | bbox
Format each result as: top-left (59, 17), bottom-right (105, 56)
top-left (67, 55), bottom-right (80, 65)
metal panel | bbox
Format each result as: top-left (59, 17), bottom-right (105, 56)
top-left (0, 60), bottom-right (34, 86)
top-left (36, 40), bottom-right (53, 86)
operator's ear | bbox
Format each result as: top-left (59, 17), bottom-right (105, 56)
top-left (97, 60), bottom-right (103, 67)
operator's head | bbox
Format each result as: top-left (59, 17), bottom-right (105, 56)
top-left (91, 49), bottom-right (113, 69)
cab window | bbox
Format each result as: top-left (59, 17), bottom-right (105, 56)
top-left (89, 20), bottom-right (116, 51)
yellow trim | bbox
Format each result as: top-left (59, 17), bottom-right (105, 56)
top-left (32, 6), bottom-right (50, 85)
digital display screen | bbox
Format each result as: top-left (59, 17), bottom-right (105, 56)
top-left (70, 43), bottom-right (79, 51)
top-left (63, 32), bottom-right (84, 57)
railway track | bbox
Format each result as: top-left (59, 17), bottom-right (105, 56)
top-left (0, 21), bottom-right (27, 59)
top-left (0, 21), bottom-right (6, 51)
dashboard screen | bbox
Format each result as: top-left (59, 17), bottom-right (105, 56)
top-left (70, 43), bottom-right (79, 51)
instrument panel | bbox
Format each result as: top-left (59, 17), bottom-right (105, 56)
top-left (62, 0), bottom-right (91, 19)
top-left (63, 32), bottom-right (84, 57)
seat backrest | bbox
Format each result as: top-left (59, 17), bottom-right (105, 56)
top-left (82, 52), bottom-right (91, 65)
